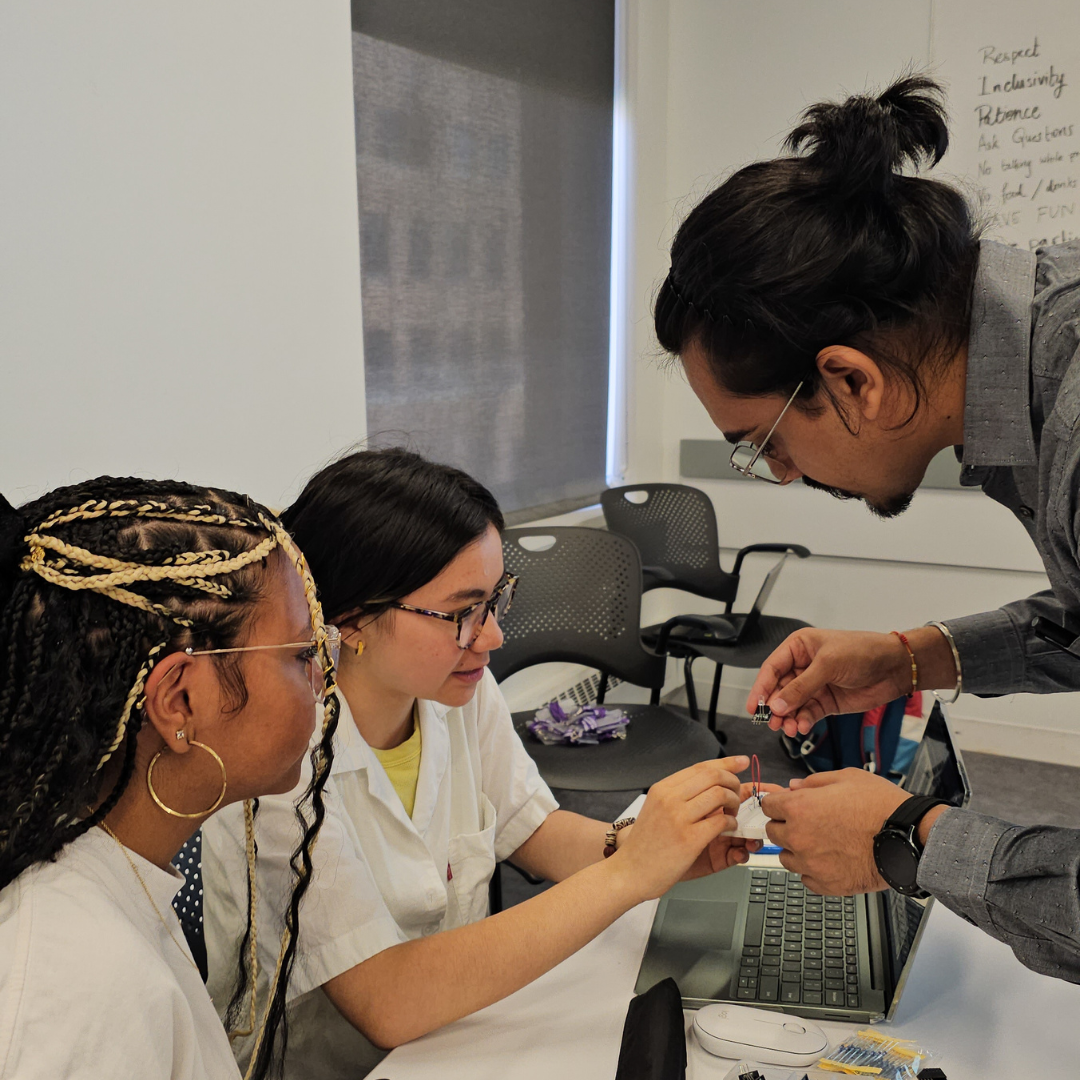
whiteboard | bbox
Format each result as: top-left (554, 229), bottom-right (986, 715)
top-left (932, 0), bottom-right (1080, 251)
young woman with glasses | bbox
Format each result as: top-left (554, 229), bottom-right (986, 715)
top-left (0, 477), bottom-right (339, 1080)
top-left (203, 447), bottom-right (759, 1079)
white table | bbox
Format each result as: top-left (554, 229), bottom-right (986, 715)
top-left (371, 866), bottom-right (1080, 1080)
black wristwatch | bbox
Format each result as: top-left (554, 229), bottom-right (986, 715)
top-left (872, 796), bottom-right (950, 898)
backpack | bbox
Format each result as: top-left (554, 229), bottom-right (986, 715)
top-left (780, 693), bottom-right (923, 779)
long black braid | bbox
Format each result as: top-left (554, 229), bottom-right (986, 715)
top-left (0, 476), bottom-right (338, 1080)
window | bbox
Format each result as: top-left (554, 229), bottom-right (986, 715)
top-left (351, 1), bottom-right (615, 519)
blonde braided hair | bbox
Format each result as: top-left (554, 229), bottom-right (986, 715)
top-left (236, 516), bottom-right (341, 1078)
top-left (21, 503), bottom-right (282, 773)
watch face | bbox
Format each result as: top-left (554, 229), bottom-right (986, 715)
top-left (874, 829), bottom-right (920, 893)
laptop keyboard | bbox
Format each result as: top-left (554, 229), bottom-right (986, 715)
top-left (736, 869), bottom-right (861, 1009)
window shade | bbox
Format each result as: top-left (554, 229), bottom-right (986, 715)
top-left (351, 1), bottom-right (614, 518)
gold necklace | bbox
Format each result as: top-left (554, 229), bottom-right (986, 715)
top-left (98, 821), bottom-right (201, 975)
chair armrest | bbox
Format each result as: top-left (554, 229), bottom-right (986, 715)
top-left (654, 614), bottom-right (738, 654)
top-left (642, 564), bottom-right (677, 583)
top-left (503, 861), bottom-right (546, 886)
top-left (730, 543), bottom-right (811, 578)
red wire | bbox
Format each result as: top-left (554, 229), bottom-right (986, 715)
top-left (751, 753), bottom-right (761, 798)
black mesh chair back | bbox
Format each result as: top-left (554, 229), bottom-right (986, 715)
top-left (600, 484), bottom-right (738, 604)
top-left (602, 483), bottom-right (812, 737)
top-left (491, 527), bottom-right (666, 688)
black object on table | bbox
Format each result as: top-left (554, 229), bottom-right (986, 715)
top-left (615, 976), bottom-right (686, 1080)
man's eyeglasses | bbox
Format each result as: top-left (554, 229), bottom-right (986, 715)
top-left (728, 380), bottom-right (804, 484)
top-left (391, 573), bottom-right (518, 650)
top-left (186, 625), bottom-right (341, 703)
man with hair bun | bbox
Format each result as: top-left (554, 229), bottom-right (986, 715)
top-left (657, 74), bottom-right (1080, 983)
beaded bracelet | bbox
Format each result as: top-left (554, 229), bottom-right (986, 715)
top-left (603, 816), bottom-right (636, 858)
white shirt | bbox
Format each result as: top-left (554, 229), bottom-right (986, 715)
top-left (0, 828), bottom-right (240, 1080)
top-left (202, 669), bottom-right (557, 1080)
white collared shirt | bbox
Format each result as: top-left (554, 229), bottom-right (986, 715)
top-left (202, 669), bottom-right (557, 1080)
top-left (0, 828), bottom-right (240, 1080)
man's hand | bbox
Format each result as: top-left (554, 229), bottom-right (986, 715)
top-left (760, 769), bottom-right (912, 895)
top-left (746, 626), bottom-right (955, 736)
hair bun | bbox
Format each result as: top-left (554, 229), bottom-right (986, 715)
top-left (785, 73), bottom-right (950, 198)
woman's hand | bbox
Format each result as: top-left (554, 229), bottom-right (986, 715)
top-left (678, 780), bottom-right (789, 879)
top-left (610, 756), bottom-right (746, 901)
top-left (617, 780), bottom-right (787, 881)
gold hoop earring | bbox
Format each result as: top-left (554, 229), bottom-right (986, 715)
top-left (146, 740), bottom-right (227, 819)
top-left (354, 640), bottom-right (364, 657)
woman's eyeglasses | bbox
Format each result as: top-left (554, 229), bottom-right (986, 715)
top-left (391, 573), bottom-right (519, 649)
top-left (728, 380), bottom-right (804, 484)
top-left (186, 625), bottom-right (341, 702)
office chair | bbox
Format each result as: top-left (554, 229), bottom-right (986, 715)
top-left (489, 526), bottom-right (720, 793)
top-left (601, 483), bottom-right (811, 737)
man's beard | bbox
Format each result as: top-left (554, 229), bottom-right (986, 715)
top-left (801, 475), bottom-right (914, 520)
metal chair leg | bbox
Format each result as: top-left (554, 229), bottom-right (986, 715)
top-left (489, 863), bottom-right (503, 914)
top-left (708, 663), bottom-right (724, 730)
top-left (708, 662), bottom-right (728, 746)
top-left (683, 655), bottom-right (699, 720)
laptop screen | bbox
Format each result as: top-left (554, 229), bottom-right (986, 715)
top-left (882, 702), bottom-right (971, 1014)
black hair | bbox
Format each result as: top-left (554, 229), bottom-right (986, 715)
top-left (655, 74), bottom-right (981, 427)
top-left (0, 476), bottom-right (338, 1080)
top-left (281, 447), bottom-right (505, 625)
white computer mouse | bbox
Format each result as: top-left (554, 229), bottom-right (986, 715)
top-left (692, 1004), bottom-right (828, 1067)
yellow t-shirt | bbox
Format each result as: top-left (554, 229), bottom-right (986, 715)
top-left (371, 718), bottom-right (422, 818)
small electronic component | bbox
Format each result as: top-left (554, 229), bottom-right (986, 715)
top-left (752, 697), bottom-right (771, 725)
top-left (724, 1064), bottom-right (809, 1080)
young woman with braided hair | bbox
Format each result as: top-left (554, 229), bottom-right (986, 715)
top-left (0, 477), bottom-right (341, 1080)
top-left (203, 448), bottom-right (759, 1080)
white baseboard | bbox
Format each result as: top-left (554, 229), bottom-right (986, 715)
top-left (944, 714), bottom-right (1080, 767)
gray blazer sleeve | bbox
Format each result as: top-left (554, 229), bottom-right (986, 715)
top-left (917, 807), bottom-right (1080, 984)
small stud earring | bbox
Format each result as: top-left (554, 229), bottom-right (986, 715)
top-left (175, 729), bottom-right (187, 741)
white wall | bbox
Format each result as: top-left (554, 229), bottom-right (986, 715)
top-left (617, 0), bottom-right (1080, 763)
top-left (0, 1), bottom-right (365, 511)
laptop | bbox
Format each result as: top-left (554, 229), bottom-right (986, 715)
top-left (634, 702), bottom-right (971, 1023)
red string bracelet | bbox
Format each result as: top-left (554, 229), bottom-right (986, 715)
top-left (890, 630), bottom-right (918, 692)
